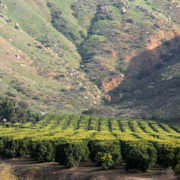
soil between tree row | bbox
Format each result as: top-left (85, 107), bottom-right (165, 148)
top-left (1, 156), bottom-right (179, 180)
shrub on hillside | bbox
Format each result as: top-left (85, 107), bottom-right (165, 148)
top-left (7, 92), bottom-right (16, 97)
top-left (18, 101), bottom-right (29, 110)
top-left (141, 111), bottom-right (149, 120)
top-left (82, 108), bottom-right (99, 115)
top-left (47, 2), bottom-right (52, 7)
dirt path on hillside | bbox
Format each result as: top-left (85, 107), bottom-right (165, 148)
top-left (0, 157), bottom-right (178, 180)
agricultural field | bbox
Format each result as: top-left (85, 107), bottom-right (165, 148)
top-left (0, 0), bottom-right (180, 119)
top-left (1, 114), bottom-right (180, 173)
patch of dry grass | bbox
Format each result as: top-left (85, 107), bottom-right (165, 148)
top-left (0, 163), bottom-right (17, 180)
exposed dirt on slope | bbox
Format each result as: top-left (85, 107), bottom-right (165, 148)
top-left (102, 78), bottom-right (123, 93)
top-left (0, 157), bottom-right (177, 180)
top-left (127, 29), bottom-right (180, 74)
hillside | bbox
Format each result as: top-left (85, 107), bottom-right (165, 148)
top-left (0, 0), bottom-right (180, 120)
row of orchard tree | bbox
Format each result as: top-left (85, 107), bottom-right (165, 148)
top-left (0, 137), bottom-right (180, 173)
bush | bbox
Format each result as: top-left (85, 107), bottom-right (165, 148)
top-left (82, 108), bottom-right (99, 115)
top-left (7, 92), bottom-right (16, 97)
top-left (175, 163), bottom-right (180, 174)
top-left (30, 141), bottom-right (55, 162)
top-left (55, 141), bottom-right (89, 168)
top-left (0, 140), bottom-right (4, 155)
top-left (155, 143), bottom-right (176, 167)
top-left (18, 101), bottom-right (29, 110)
top-left (89, 141), bottom-right (121, 170)
top-left (6, 19), bottom-right (12, 23)
top-left (79, 31), bottom-right (87, 39)
top-left (126, 19), bottom-right (134, 23)
top-left (138, 69), bottom-right (151, 80)
top-left (47, 2), bottom-right (52, 7)
top-left (14, 25), bottom-right (19, 30)
top-left (37, 45), bottom-right (43, 49)
top-left (154, 23), bottom-right (160, 28)
top-left (123, 142), bottom-right (157, 172)
top-left (1, 138), bottom-right (18, 159)
top-left (17, 139), bottom-right (29, 158)
top-left (96, 152), bottom-right (114, 170)
top-left (141, 112), bottom-right (148, 120)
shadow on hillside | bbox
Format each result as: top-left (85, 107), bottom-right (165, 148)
top-left (108, 35), bottom-right (180, 103)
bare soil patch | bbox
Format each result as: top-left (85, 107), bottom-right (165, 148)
top-left (1, 156), bottom-right (178, 180)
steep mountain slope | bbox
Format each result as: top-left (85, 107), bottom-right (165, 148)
top-left (0, 0), bottom-right (180, 120)
top-left (0, 0), bottom-right (102, 114)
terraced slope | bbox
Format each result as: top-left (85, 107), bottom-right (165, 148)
top-left (0, 0), bottom-right (180, 120)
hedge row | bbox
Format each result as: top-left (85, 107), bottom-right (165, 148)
top-left (0, 138), bottom-right (121, 170)
top-left (0, 138), bottom-right (180, 172)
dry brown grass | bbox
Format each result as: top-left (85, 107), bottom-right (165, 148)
top-left (0, 163), bottom-right (17, 180)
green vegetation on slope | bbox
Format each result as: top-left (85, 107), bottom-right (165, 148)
top-left (0, 0), bottom-right (180, 119)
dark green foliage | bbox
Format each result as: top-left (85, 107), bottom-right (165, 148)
top-left (15, 107), bottom-right (26, 123)
top-left (37, 45), bottom-right (43, 49)
top-left (0, 140), bottom-right (4, 155)
top-left (141, 112), bottom-right (148, 120)
top-left (155, 143), bottom-right (177, 167)
top-left (30, 141), bottom-right (55, 162)
top-left (94, 4), bottom-right (114, 21)
top-left (0, 97), bottom-right (42, 123)
top-left (17, 139), bottom-right (29, 158)
top-left (79, 31), bottom-right (87, 39)
top-left (175, 163), bottom-right (180, 174)
top-left (5, 123), bottom-right (12, 128)
top-left (122, 141), bottom-right (157, 172)
top-left (55, 142), bottom-right (89, 168)
top-left (29, 141), bottom-right (37, 159)
top-left (137, 69), bottom-right (151, 80)
top-left (8, 108), bottom-right (18, 123)
top-left (51, 7), bottom-right (79, 43)
top-left (1, 138), bottom-right (18, 159)
top-left (89, 140), bottom-right (121, 170)
top-left (175, 151), bottom-right (180, 165)
top-left (47, 1), bottom-right (52, 8)
top-left (126, 19), bottom-right (134, 23)
top-left (82, 108), bottom-right (99, 115)
top-left (0, 138), bottom-right (30, 159)
top-left (7, 92), bottom-right (16, 97)
top-left (154, 23), bottom-right (160, 28)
